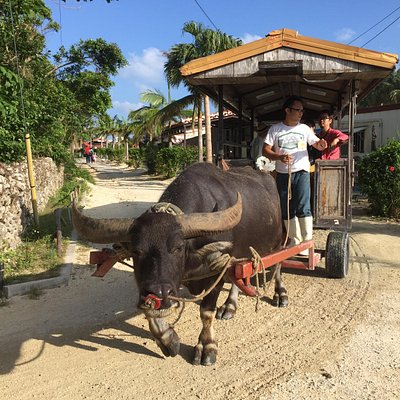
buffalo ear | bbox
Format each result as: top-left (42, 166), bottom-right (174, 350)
top-left (184, 241), bottom-right (233, 280)
top-left (193, 241), bottom-right (233, 271)
top-left (193, 242), bottom-right (233, 258)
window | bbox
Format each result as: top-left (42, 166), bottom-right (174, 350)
top-left (353, 129), bottom-right (365, 153)
top-left (340, 127), bottom-right (366, 157)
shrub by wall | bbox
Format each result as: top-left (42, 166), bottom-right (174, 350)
top-left (358, 139), bottom-right (400, 218)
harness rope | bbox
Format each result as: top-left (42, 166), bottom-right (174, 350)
top-left (246, 157), bottom-right (292, 311)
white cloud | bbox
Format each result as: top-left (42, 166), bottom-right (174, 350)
top-left (334, 28), bottom-right (356, 43)
top-left (241, 33), bottom-right (263, 44)
top-left (111, 100), bottom-right (144, 117)
top-left (111, 47), bottom-right (167, 118)
top-left (119, 47), bottom-right (166, 85)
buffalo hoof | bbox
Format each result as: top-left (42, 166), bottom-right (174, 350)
top-left (216, 304), bottom-right (236, 320)
top-left (193, 343), bottom-right (218, 366)
top-left (155, 329), bottom-right (180, 357)
top-left (272, 293), bottom-right (289, 308)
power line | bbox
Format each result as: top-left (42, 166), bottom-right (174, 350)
top-left (193, 0), bottom-right (219, 30)
top-left (362, 13), bottom-right (400, 48)
top-left (347, 5), bottom-right (400, 45)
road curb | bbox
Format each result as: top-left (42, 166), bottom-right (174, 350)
top-left (2, 230), bottom-right (77, 299)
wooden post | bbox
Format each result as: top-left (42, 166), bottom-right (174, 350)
top-left (218, 85), bottom-right (224, 154)
top-left (54, 208), bottom-right (63, 257)
top-left (0, 262), bottom-right (4, 292)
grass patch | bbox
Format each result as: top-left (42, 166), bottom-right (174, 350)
top-left (0, 208), bottom-right (73, 285)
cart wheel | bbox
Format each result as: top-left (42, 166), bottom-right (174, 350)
top-left (325, 231), bottom-right (349, 278)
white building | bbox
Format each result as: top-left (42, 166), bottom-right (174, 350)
top-left (340, 103), bottom-right (400, 156)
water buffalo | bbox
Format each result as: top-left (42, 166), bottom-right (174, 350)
top-left (72, 162), bottom-right (286, 365)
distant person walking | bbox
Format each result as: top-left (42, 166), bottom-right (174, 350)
top-left (84, 144), bottom-right (92, 164)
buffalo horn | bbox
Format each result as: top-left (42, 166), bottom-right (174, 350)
top-left (71, 202), bottom-right (134, 244)
top-left (176, 193), bottom-right (242, 238)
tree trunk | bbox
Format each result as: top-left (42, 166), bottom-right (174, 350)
top-left (197, 108), bottom-right (203, 162)
top-left (182, 118), bottom-right (187, 148)
top-left (70, 133), bottom-right (76, 154)
top-left (191, 108), bottom-right (196, 143)
top-left (204, 95), bottom-right (212, 163)
top-left (125, 141), bottom-right (129, 161)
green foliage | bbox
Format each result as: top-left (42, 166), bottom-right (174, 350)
top-left (358, 139), bottom-right (400, 218)
top-left (127, 147), bottom-right (144, 169)
top-left (155, 146), bottom-right (199, 178)
top-left (143, 144), bottom-right (159, 174)
top-left (0, 127), bottom-right (26, 163)
top-left (0, 0), bottom-right (67, 164)
top-left (0, 66), bottom-right (22, 121)
top-left (360, 69), bottom-right (400, 107)
top-left (0, 2), bottom-right (127, 165)
top-left (164, 22), bottom-right (242, 162)
top-left (165, 21), bottom-right (242, 89)
top-left (96, 147), bottom-right (125, 163)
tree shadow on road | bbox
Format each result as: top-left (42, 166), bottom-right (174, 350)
top-left (0, 265), bottom-right (168, 375)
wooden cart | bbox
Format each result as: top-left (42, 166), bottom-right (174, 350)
top-left (178, 28), bottom-right (398, 280)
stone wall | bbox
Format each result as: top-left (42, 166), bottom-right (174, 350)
top-left (0, 158), bottom-right (64, 249)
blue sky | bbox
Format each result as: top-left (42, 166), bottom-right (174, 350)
top-left (44, 0), bottom-right (400, 120)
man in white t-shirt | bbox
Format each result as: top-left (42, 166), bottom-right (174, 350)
top-left (262, 96), bottom-right (327, 253)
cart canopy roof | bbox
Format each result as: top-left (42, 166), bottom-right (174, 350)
top-left (180, 28), bottom-right (398, 122)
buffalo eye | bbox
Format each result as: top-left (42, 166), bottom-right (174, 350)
top-left (131, 249), bottom-right (144, 259)
top-left (167, 231), bottom-right (184, 255)
top-left (170, 245), bottom-right (184, 255)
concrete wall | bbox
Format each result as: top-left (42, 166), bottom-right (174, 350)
top-left (0, 158), bottom-right (64, 249)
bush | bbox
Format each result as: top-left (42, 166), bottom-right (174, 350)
top-left (358, 139), bottom-right (400, 218)
top-left (127, 147), bottom-right (144, 169)
top-left (143, 144), bottom-right (159, 174)
top-left (155, 146), bottom-right (199, 178)
top-left (96, 147), bottom-right (126, 163)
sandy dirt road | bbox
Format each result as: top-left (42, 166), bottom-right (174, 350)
top-left (1, 160), bottom-right (399, 400)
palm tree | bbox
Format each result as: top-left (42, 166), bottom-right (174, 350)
top-left (128, 89), bottom-right (166, 143)
top-left (164, 21), bottom-right (242, 162)
top-left (390, 89), bottom-right (400, 102)
top-left (128, 88), bottom-right (195, 145)
top-left (361, 69), bottom-right (400, 107)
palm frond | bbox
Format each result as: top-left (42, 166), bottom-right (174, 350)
top-left (153, 94), bottom-right (195, 125)
top-left (140, 89), bottom-right (167, 107)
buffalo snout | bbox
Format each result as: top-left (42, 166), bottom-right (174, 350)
top-left (141, 282), bottom-right (176, 309)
